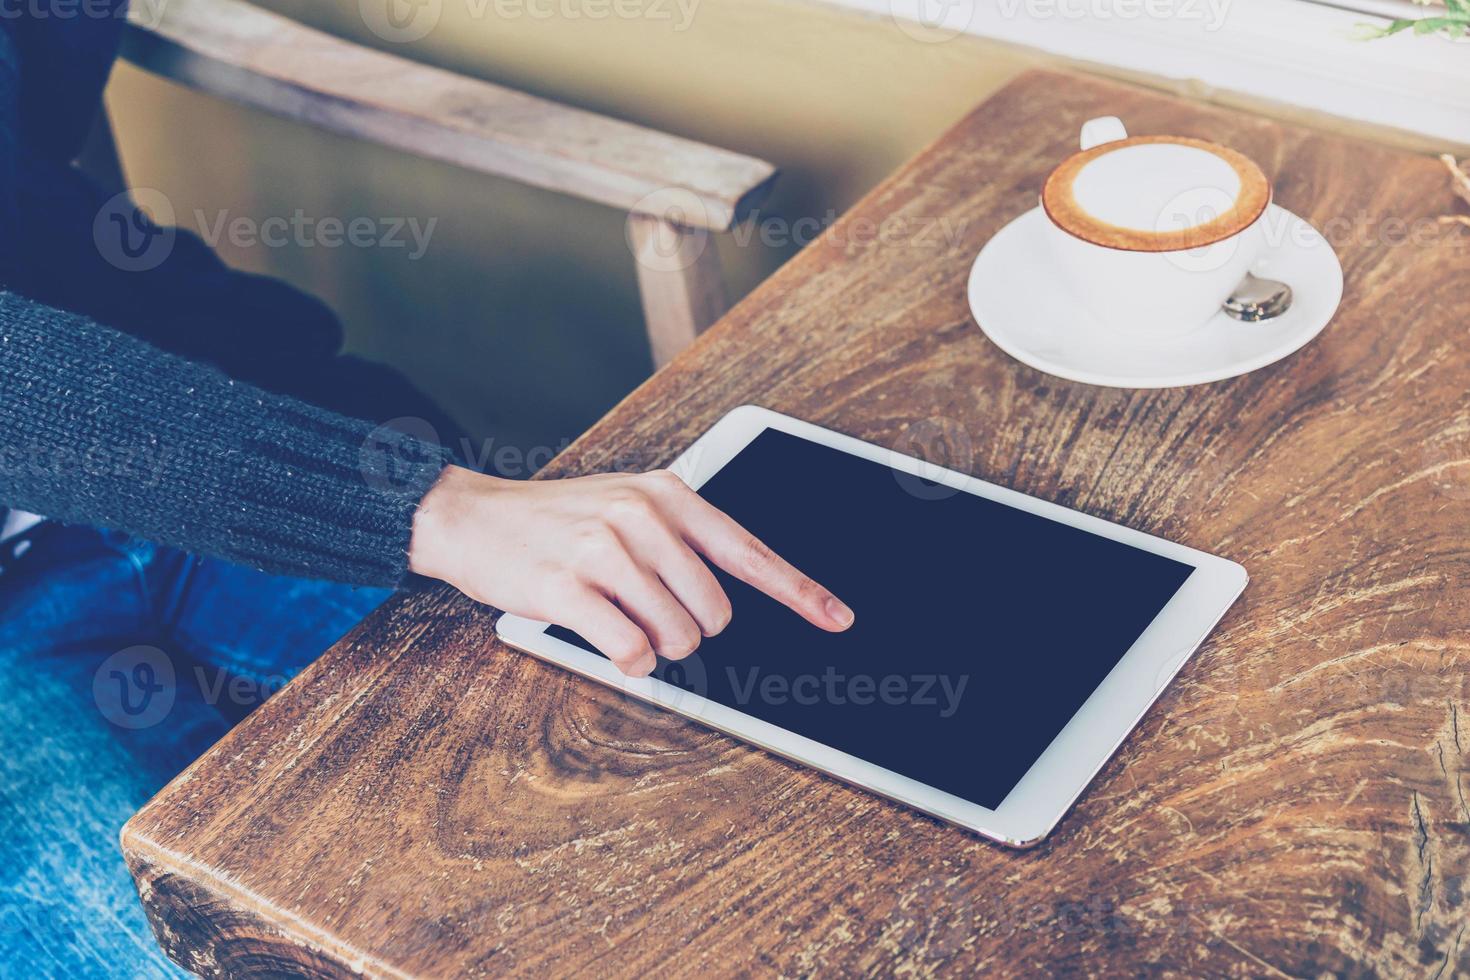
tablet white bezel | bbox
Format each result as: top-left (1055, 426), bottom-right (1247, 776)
top-left (496, 405), bottom-right (1247, 847)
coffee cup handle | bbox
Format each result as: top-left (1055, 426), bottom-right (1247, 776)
top-left (1080, 116), bottom-right (1127, 150)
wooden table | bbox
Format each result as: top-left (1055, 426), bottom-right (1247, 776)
top-left (124, 69), bottom-right (1470, 977)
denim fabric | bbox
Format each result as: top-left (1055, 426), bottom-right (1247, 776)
top-left (0, 522), bottom-right (390, 977)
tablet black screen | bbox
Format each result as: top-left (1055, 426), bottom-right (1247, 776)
top-left (550, 427), bottom-right (1194, 810)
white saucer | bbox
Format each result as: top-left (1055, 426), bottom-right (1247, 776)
top-left (966, 205), bottom-right (1343, 388)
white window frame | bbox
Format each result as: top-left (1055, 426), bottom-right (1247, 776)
top-left (827, 0), bottom-right (1468, 145)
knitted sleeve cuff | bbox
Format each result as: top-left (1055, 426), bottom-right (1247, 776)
top-left (0, 291), bottom-right (453, 586)
top-left (209, 394), bottom-right (454, 585)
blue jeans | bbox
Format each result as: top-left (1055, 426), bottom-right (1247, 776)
top-left (0, 522), bottom-right (390, 977)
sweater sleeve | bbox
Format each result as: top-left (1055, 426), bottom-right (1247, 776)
top-left (0, 290), bottom-right (452, 585)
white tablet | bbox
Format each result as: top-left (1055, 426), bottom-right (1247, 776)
top-left (497, 406), bottom-right (1246, 847)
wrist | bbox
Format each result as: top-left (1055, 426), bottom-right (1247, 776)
top-left (408, 464), bottom-right (508, 583)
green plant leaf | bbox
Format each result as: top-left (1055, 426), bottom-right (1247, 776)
top-left (1355, 10), bottom-right (1470, 38)
top-left (1412, 14), bottom-right (1465, 32)
top-left (1353, 17), bottom-right (1416, 37)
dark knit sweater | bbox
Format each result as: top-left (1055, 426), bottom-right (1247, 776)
top-left (0, 5), bottom-right (453, 585)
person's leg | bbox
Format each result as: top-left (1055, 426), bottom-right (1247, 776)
top-left (0, 525), bottom-right (216, 978)
top-left (0, 524), bottom-right (390, 977)
top-left (161, 553), bottom-right (391, 723)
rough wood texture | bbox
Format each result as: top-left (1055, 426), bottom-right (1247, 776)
top-left (120, 0), bottom-right (776, 230)
top-left (123, 69), bottom-right (1470, 977)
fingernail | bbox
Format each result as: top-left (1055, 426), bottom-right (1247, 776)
top-left (825, 596), bottom-right (855, 629)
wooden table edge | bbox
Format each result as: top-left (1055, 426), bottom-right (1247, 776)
top-left (120, 609), bottom-right (450, 974)
top-left (122, 830), bottom-right (408, 977)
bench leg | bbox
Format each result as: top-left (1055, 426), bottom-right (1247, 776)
top-left (627, 214), bottom-right (728, 368)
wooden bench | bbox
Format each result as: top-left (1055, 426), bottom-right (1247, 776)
top-left (101, 0), bottom-right (778, 366)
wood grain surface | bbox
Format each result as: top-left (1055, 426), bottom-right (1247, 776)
top-left (123, 68), bottom-right (1470, 977)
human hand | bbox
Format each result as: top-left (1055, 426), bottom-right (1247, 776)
top-left (408, 465), bottom-right (854, 676)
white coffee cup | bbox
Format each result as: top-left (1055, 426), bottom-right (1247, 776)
top-left (1040, 117), bottom-right (1272, 337)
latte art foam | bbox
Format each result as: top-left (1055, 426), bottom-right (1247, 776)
top-left (1042, 135), bottom-right (1270, 252)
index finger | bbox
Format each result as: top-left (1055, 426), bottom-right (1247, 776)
top-left (668, 487), bottom-right (854, 632)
